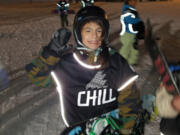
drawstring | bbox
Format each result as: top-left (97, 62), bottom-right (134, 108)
top-left (94, 47), bottom-right (103, 62)
top-left (76, 46), bottom-right (103, 63)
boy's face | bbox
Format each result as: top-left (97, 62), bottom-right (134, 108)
top-left (81, 21), bottom-right (102, 50)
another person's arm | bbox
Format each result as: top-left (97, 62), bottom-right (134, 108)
top-left (172, 95), bottom-right (180, 112)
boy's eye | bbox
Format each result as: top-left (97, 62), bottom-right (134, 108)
top-left (97, 30), bottom-right (102, 33)
top-left (85, 28), bottom-right (91, 32)
top-left (86, 30), bottom-right (91, 32)
top-left (97, 29), bottom-right (102, 33)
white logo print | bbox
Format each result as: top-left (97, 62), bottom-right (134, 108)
top-left (77, 71), bottom-right (116, 107)
top-left (86, 71), bottom-right (107, 89)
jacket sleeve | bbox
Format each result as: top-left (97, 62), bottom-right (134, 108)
top-left (115, 54), bottom-right (141, 130)
top-left (118, 85), bottom-right (141, 129)
top-left (57, 4), bottom-right (61, 14)
top-left (25, 47), bottom-right (60, 88)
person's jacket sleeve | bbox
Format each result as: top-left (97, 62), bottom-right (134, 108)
top-left (25, 47), bottom-right (60, 88)
top-left (123, 9), bottom-right (145, 39)
top-left (111, 52), bottom-right (141, 130)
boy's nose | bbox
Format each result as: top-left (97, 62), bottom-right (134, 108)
top-left (92, 31), bottom-right (98, 38)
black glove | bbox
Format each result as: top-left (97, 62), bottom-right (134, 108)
top-left (133, 21), bottom-right (145, 40)
top-left (47, 28), bottom-right (72, 57)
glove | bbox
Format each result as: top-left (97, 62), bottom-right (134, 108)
top-left (156, 84), bottom-right (178, 118)
top-left (134, 21), bottom-right (145, 39)
top-left (61, 126), bottom-right (82, 135)
top-left (68, 126), bottom-right (82, 135)
top-left (141, 94), bottom-right (155, 113)
top-left (47, 27), bottom-right (72, 57)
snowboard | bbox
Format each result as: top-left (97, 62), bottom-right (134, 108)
top-left (144, 19), bottom-right (180, 95)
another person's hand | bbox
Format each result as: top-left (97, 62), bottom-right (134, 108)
top-left (155, 84), bottom-right (179, 118)
top-left (172, 95), bottom-right (180, 112)
top-left (47, 27), bottom-right (72, 57)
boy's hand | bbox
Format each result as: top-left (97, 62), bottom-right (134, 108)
top-left (48, 28), bottom-right (72, 57)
